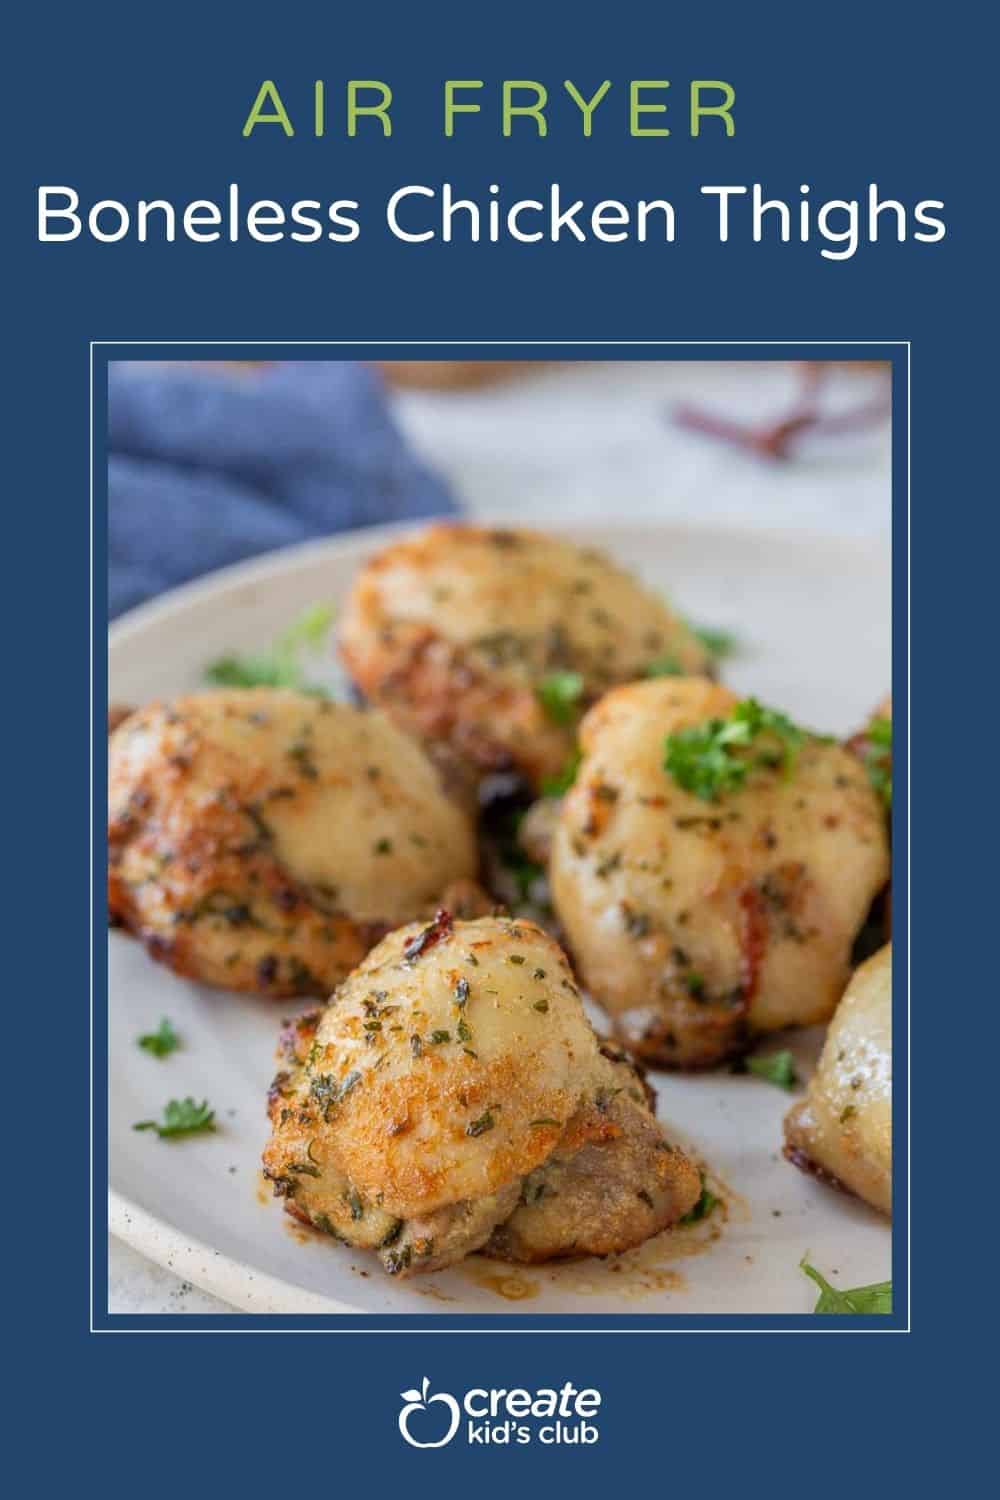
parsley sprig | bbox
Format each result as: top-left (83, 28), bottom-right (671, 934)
top-left (664, 697), bottom-right (823, 802)
top-left (205, 602), bottom-right (335, 694)
top-left (691, 623), bottom-right (739, 661)
top-left (735, 1049), bottom-right (798, 1090)
top-left (800, 1257), bottom-right (892, 1314)
top-left (861, 716), bottom-right (892, 809)
top-left (680, 1173), bottom-right (719, 1225)
top-left (137, 1017), bottom-right (180, 1059)
top-left (133, 1098), bottom-right (216, 1139)
top-left (536, 671), bottom-right (585, 726)
top-left (541, 748), bottom-right (581, 797)
top-left (645, 655), bottom-right (684, 678)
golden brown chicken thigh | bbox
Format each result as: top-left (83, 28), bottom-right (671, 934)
top-left (549, 678), bottom-right (890, 1067)
top-left (338, 524), bottom-right (712, 792)
top-left (108, 690), bottom-right (478, 997)
top-left (784, 943), bottom-right (892, 1215)
top-left (262, 912), bottom-right (702, 1275)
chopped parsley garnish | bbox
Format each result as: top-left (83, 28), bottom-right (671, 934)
top-left (205, 654), bottom-right (306, 691)
top-left (541, 748), bottom-right (582, 797)
top-left (278, 602), bottom-right (337, 654)
top-left (691, 623), bottom-right (739, 661)
top-left (800, 1257), bottom-right (892, 1314)
top-left (744, 1049), bottom-right (798, 1090)
top-left (205, 602), bottom-right (335, 694)
top-left (288, 741), bottom-right (318, 779)
top-left (137, 1017), bottom-right (180, 1059)
top-left (679, 1173), bottom-right (719, 1225)
top-left (466, 1110), bottom-right (495, 1137)
top-left (380, 1219), bottom-right (404, 1247)
top-left (429, 1029), bottom-right (451, 1045)
top-left (664, 697), bottom-right (822, 802)
top-left (287, 1160), bottom-right (321, 1178)
top-left (537, 670), bottom-right (585, 725)
top-left (861, 716), bottom-right (892, 809)
top-left (645, 655), bottom-right (684, 678)
top-left (310, 1069), bottom-right (361, 1119)
top-left (133, 1097), bottom-right (216, 1139)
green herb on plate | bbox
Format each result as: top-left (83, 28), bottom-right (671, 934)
top-left (133, 1097), bottom-right (216, 1139)
top-left (205, 602), bottom-right (336, 694)
top-left (800, 1257), bottom-right (892, 1314)
top-left (743, 1049), bottom-right (798, 1090)
top-left (137, 1017), bottom-right (180, 1059)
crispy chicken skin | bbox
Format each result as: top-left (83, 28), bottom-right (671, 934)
top-left (486, 1046), bottom-right (694, 1262)
top-left (338, 524), bottom-right (712, 791)
top-left (784, 944), bottom-right (892, 1215)
top-left (108, 690), bottom-right (477, 998)
top-left (262, 913), bottom-right (701, 1276)
top-left (549, 679), bottom-right (891, 1067)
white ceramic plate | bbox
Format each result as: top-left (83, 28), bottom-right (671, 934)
top-left (107, 518), bottom-right (892, 1316)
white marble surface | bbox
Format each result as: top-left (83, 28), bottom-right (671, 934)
top-left (108, 356), bottom-right (891, 1314)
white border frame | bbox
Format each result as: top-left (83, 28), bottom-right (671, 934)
top-left (91, 339), bottom-right (910, 1333)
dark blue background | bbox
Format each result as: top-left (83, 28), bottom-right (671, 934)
top-left (11, 0), bottom-right (981, 1488)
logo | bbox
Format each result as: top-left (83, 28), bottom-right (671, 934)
top-left (397, 1379), bottom-right (601, 1448)
top-left (398, 1378), bottom-right (462, 1448)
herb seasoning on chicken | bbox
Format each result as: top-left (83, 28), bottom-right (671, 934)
top-left (262, 913), bottom-right (702, 1275)
top-left (549, 678), bottom-right (890, 1067)
top-left (784, 943), bottom-right (892, 1215)
top-left (338, 524), bottom-right (712, 793)
top-left (108, 690), bottom-right (478, 997)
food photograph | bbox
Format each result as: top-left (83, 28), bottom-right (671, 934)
top-left (106, 356), bottom-right (895, 1317)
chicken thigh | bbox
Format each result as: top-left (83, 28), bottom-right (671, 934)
top-left (108, 690), bottom-right (478, 997)
top-left (262, 912), bottom-right (702, 1275)
top-left (549, 678), bottom-right (890, 1067)
top-left (784, 943), bottom-right (892, 1215)
top-left (339, 524), bottom-right (712, 792)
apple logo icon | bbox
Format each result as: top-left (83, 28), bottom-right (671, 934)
top-left (398, 1377), bottom-right (461, 1448)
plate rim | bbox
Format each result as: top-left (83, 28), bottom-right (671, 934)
top-left (106, 515), bottom-right (891, 1316)
top-left (109, 1195), bottom-right (363, 1316)
top-left (109, 514), bottom-right (890, 646)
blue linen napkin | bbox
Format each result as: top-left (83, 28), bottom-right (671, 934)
top-left (108, 361), bottom-right (458, 617)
